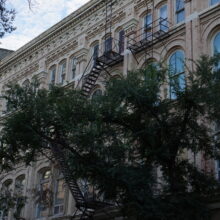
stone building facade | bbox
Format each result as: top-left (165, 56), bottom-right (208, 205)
top-left (0, 0), bottom-right (220, 219)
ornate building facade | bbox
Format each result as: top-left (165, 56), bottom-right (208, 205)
top-left (0, 0), bottom-right (220, 219)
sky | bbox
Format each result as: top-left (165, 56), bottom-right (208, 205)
top-left (1, 0), bottom-right (90, 51)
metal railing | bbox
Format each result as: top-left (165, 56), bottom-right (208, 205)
top-left (77, 38), bottom-right (124, 89)
top-left (127, 17), bottom-right (170, 48)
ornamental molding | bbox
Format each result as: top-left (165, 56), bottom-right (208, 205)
top-left (86, 10), bottom-right (126, 41)
top-left (45, 40), bottom-right (78, 67)
top-left (0, 0), bottom-right (106, 70)
top-left (134, 0), bottom-right (153, 13)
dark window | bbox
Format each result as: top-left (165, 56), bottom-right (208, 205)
top-left (119, 30), bottom-right (125, 54)
top-left (105, 37), bottom-right (112, 53)
top-left (71, 58), bottom-right (77, 79)
top-left (93, 44), bottom-right (99, 66)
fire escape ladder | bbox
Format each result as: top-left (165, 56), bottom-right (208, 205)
top-left (50, 145), bottom-right (94, 219)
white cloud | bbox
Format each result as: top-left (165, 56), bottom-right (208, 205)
top-left (0, 0), bottom-right (90, 51)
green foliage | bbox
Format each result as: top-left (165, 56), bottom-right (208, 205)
top-left (1, 56), bottom-right (220, 219)
top-left (0, 0), bottom-right (16, 38)
top-left (0, 189), bottom-right (25, 220)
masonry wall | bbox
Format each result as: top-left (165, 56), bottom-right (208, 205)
top-left (0, 0), bottom-right (220, 219)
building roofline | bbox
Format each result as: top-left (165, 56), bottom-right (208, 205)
top-left (0, 0), bottom-right (104, 67)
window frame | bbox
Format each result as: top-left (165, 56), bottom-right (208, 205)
top-left (53, 170), bottom-right (65, 216)
top-left (118, 30), bottom-right (125, 54)
top-left (159, 4), bottom-right (168, 32)
top-left (58, 60), bottom-right (67, 85)
top-left (70, 57), bottom-right (77, 80)
top-left (143, 13), bottom-right (153, 39)
top-left (36, 169), bottom-right (51, 219)
top-left (168, 50), bottom-right (185, 99)
top-left (49, 65), bottom-right (56, 85)
top-left (175, 0), bottom-right (185, 24)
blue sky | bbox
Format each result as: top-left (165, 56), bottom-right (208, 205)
top-left (1, 0), bottom-right (90, 51)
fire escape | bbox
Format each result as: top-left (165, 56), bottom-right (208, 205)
top-left (79, 0), bottom-right (124, 97)
top-left (53, 1), bottom-right (124, 220)
top-left (61, 0), bottom-right (175, 219)
top-left (127, 0), bottom-right (171, 65)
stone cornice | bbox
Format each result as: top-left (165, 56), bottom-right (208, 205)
top-left (0, 0), bottom-right (106, 70)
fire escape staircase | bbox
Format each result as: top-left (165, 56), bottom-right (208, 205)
top-left (80, 42), bottom-right (123, 97)
top-left (51, 145), bottom-right (92, 219)
top-left (51, 144), bottom-right (111, 219)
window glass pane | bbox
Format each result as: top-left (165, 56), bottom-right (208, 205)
top-left (43, 170), bottom-right (51, 180)
top-left (50, 68), bottom-right (56, 84)
top-left (160, 5), bottom-right (168, 31)
top-left (59, 62), bottom-right (66, 84)
top-left (214, 33), bottom-right (220, 54)
top-left (169, 51), bottom-right (184, 76)
top-left (169, 51), bottom-right (185, 99)
top-left (93, 44), bottom-right (99, 65)
top-left (176, 0), bottom-right (185, 23)
top-left (119, 30), bottom-right (125, 54)
top-left (72, 58), bottom-right (77, 79)
top-left (177, 10), bottom-right (185, 23)
top-left (105, 37), bottom-right (112, 53)
top-left (176, 0), bottom-right (184, 10)
top-left (55, 179), bottom-right (65, 204)
top-left (144, 14), bottom-right (152, 27)
top-left (15, 176), bottom-right (25, 195)
top-left (144, 14), bottom-right (152, 39)
top-left (211, 0), bottom-right (220, 5)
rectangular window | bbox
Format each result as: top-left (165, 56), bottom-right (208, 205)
top-left (144, 14), bottom-right (152, 39)
top-left (50, 67), bottom-right (56, 84)
top-left (159, 5), bottom-right (168, 32)
top-left (71, 58), bottom-right (77, 79)
top-left (59, 62), bottom-right (66, 84)
top-left (176, 0), bottom-right (185, 23)
top-left (93, 44), bottom-right (99, 66)
top-left (119, 30), bottom-right (125, 54)
top-left (104, 37), bottom-right (112, 53)
top-left (53, 179), bottom-right (64, 215)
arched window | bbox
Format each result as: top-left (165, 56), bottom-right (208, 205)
top-left (36, 169), bottom-right (51, 218)
top-left (58, 60), bottom-right (67, 84)
top-left (214, 32), bottom-right (220, 54)
top-left (211, 0), bottom-right (220, 5)
top-left (49, 66), bottom-right (56, 85)
top-left (0, 179), bottom-right (12, 220)
top-left (53, 169), bottom-right (65, 215)
top-left (159, 4), bottom-right (168, 31)
top-left (71, 58), bottom-right (77, 80)
top-left (176, 0), bottom-right (185, 23)
top-left (169, 50), bottom-right (185, 99)
top-left (15, 175), bottom-right (25, 196)
top-left (213, 32), bottom-right (220, 69)
top-left (2, 179), bottom-right (12, 192)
